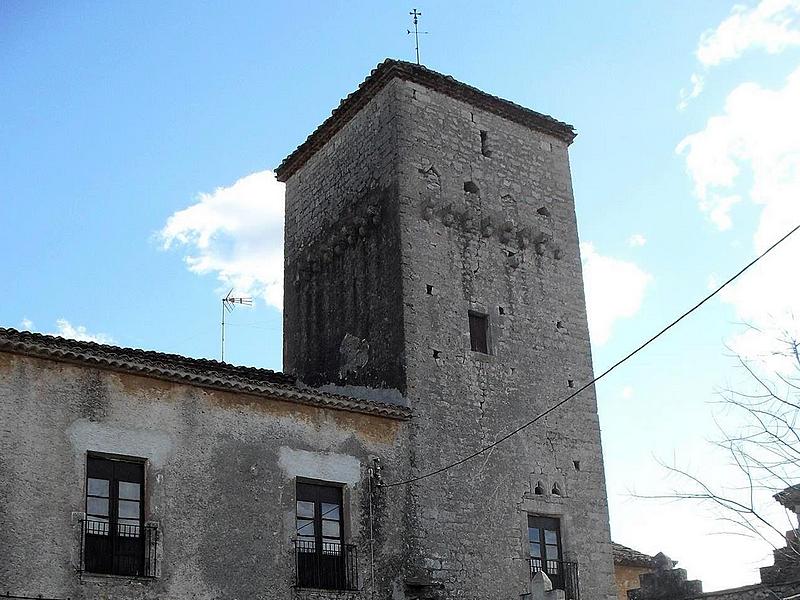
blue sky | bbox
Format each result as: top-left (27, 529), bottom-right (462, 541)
top-left (2, 0), bottom-right (800, 589)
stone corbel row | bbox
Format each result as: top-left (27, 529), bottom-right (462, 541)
top-left (421, 198), bottom-right (562, 263)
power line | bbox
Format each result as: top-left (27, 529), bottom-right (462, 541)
top-left (381, 222), bottom-right (800, 488)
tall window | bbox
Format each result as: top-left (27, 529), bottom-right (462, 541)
top-left (84, 454), bottom-right (147, 576)
top-left (469, 311), bottom-right (489, 354)
top-left (295, 481), bottom-right (356, 590)
top-left (528, 516), bottom-right (563, 586)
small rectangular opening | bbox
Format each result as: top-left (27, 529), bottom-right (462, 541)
top-left (480, 130), bottom-right (492, 157)
top-left (469, 312), bottom-right (489, 354)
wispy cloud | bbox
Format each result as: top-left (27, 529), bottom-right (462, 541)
top-left (697, 0), bottom-right (800, 67)
top-left (678, 73), bottom-right (706, 111)
top-left (627, 233), bottom-right (647, 248)
top-left (581, 242), bottom-right (652, 345)
top-left (679, 0), bottom-right (800, 108)
top-left (160, 170), bottom-right (285, 311)
top-left (678, 66), bottom-right (800, 355)
top-left (52, 319), bottom-right (114, 344)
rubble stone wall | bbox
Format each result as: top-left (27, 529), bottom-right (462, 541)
top-left (393, 78), bottom-right (616, 600)
top-left (283, 75), bottom-right (617, 599)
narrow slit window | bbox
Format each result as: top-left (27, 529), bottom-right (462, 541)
top-left (480, 130), bottom-right (492, 157)
top-left (469, 312), bottom-right (489, 354)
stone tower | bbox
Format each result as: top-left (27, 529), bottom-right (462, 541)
top-left (277, 60), bottom-right (616, 600)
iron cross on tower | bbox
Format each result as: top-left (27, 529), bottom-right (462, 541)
top-left (407, 8), bottom-right (428, 65)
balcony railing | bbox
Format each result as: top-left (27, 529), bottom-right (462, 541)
top-left (79, 519), bottom-right (158, 577)
top-left (294, 540), bottom-right (359, 591)
top-left (529, 558), bottom-right (580, 600)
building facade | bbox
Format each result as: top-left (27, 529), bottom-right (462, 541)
top-left (278, 60), bottom-right (616, 599)
top-left (612, 543), bottom-right (658, 600)
top-left (0, 329), bottom-right (411, 599)
top-left (1, 60), bottom-right (616, 600)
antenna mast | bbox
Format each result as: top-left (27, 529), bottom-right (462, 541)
top-left (407, 8), bottom-right (428, 65)
top-left (220, 289), bottom-right (253, 362)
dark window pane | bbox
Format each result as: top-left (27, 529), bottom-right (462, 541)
top-left (322, 520), bottom-right (340, 538)
top-left (321, 502), bottom-right (340, 520)
top-left (530, 543), bottom-right (542, 558)
top-left (119, 481), bottom-right (140, 500)
top-left (296, 519), bottom-right (314, 536)
top-left (114, 460), bottom-right (144, 483)
top-left (297, 500), bottom-right (315, 518)
top-left (469, 312), bottom-right (489, 353)
top-left (544, 529), bottom-right (558, 545)
top-left (87, 497), bottom-right (109, 516)
top-left (118, 500), bottom-right (140, 519)
top-left (88, 478), bottom-right (109, 497)
top-left (528, 527), bottom-right (540, 543)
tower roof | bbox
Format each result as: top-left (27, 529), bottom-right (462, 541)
top-left (275, 59), bottom-right (576, 182)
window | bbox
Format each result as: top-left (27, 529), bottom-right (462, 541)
top-left (469, 311), bottom-right (489, 354)
top-left (480, 130), bottom-right (492, 157)
top-left (528, 516), bottom-right (579, 598)
top-left (295, 481), bottom-right (357, 590)
top-left (82, 454), bottom-right (155, 577)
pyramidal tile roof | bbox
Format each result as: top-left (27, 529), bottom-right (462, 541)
top-left (275, 58), bottom-right (576, 182)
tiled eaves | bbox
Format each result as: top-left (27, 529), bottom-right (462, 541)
top-left (275, 58), bottom-right (577, 182)
top-left (0, 328), bottom-right (411, 421)
top-left (612, 542), bottom-right (656, 568)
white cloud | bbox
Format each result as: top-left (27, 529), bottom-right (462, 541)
top-left (678, 73), bottom-right (706, 111)
top-left (160, 170), bottom-right (285, 310)
top-left (627, 233), bottom-right (647, 248)
top-left (581, 242), bottom-right (653, 345)
top-left (678, 0), bottom-right (800, 108)
top-left (20, 317), bottom-right (34, 330)
top-left (51, 319), bottom-right (114, 344)
top-left (678, 66), bottom-right (800, 357)
top-left (696, 0), bottom-right (800, 68)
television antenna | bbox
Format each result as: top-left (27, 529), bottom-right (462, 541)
top-left (407, 8), bottom-right (429, 65)
top-left (220, 289), bottom-right (252, 362)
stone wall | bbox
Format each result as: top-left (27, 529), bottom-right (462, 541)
top-left (615, 565), bottom-right (654, 600)
top-left (283, 72), bottom-right (616, 599)
top-left (283, 81), bottom-right (407, 393)
top-left (394, 78), bottom-right (616, 600)
top-left (0, 352), bottom-right (410, 600)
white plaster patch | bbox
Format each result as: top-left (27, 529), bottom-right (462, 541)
top-left (67, 419), bottom-right (175, 467)
top-left (278, 447), bottom-right (361, 485)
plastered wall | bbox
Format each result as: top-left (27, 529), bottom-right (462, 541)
top-left (0, 353), bottom-right (409, 600)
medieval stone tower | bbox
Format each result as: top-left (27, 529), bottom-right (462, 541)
top-left (276, 60), bottom-right (616, 600)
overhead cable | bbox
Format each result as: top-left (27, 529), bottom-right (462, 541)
top-left (381, 222), bottom-right (800, 488)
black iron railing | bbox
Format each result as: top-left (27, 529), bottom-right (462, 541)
top-left (529, 558), bottom-right (580, 600)
top-left (294, 540), bottom-right (358, 591)
top-left (79, 519), bottom-right (158, 577)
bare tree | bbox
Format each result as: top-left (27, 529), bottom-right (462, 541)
top-left (648, 324), bottom-right (800, 563)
